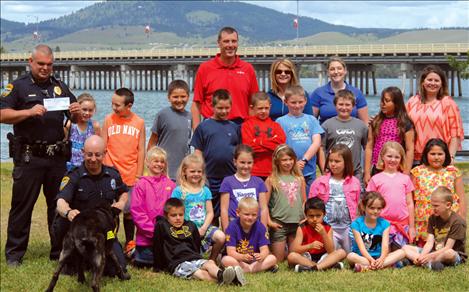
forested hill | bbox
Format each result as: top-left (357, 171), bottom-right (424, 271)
top-left (1, 1), bottom-right (405, 44)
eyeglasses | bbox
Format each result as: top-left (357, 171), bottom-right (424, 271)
top-left (275, 69), bottom-right (292, 75)
top-left (84, 152), bottom-right (104, 158)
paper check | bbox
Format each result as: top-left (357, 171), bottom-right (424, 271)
top-left (43, 97), bottom-right (70, 111)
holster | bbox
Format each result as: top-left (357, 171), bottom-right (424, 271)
top-left (7, 132), bottom-right (24, 162)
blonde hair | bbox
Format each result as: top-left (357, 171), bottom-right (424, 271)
top-left (269, 144), bottom-right (303, 191)
top-left (376, 141), bottom-right (407, 172)
top-left (237, 197), bottom-right (259, 211)
top-left (284, 84), bottom-right (305, 100)
top-left (327, 56), bottom-right (347, 71)
top-left (77, 92), bottom-right (97, 111)
top-left (146, 146), bottom-right (169, 175)
top-left (431, 186), bottom-right (453, 204)
top-left (176, 154), bottom-right (206, 188)
top-left (270, 59), bottom-right (299, 95)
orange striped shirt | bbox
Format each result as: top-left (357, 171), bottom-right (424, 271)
top-left (406, 95), bottom-right (464, 161)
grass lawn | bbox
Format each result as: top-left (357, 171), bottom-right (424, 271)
top-left (1, 162), bottom-right (468, 291)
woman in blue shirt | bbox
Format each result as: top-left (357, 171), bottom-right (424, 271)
top-left (267, 59), bottom-right (313, 120)
top-left (310, 57), bottom-right (369, 124)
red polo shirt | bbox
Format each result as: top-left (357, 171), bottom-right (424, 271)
top-left (193, 54), bottom-right (259, 120)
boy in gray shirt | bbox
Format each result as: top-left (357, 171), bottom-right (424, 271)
top-left (147, 80), bottom-right (192, 180)
top-left (319, 89), bottom-right (368, 182)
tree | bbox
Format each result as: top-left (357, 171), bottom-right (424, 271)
top-left (55, 46), bottom-right (61, 52)
top-left (0, 46), bottom-right (5, 54)
top-left (448, 51), bottom-right (469, 79)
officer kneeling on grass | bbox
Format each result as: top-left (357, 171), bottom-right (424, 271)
top-left (0, 44), bottom-right (81, 267)
top-left (53, 135), bottom-right (129, 276)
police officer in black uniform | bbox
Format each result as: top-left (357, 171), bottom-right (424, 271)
top-left (0, 44), bottom-right (81, 266)
top-left (54, 135), bottom-right (128, 274)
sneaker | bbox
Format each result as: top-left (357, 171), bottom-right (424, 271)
top-left (234, 266), bottom-right (246, 286)
top-left (295, 265), bottom-right (313, 273)
top-left (353, 264), bottom-right (370, 273)
top-left (331, 262), bottom-right (344, 270)
top-left (221, 266), bottom-right (236, 285)
top-left (430, 261), bottom-right (445, 272)
top-left (269, 264), bottom-right (279, 273)
top-left (124, 240), bottom-right (136, 259)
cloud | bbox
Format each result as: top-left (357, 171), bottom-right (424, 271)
top-left (1, 1), bottom-right (102, 23)
top-left (244, 0), bottom-right (469, 28)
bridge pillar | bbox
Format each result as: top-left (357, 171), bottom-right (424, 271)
top-left (315, 64), bottom-right (326, 86)
top-left (457, 71), bottom-right (462, 97)
top-left (120, 65), bottom-right (129, 88)
top-left (165, 70), bottom-right (169, 91)
top-left (400, 63), bottom-right (413, 96)
top-left (69, 65), bottom-right (81, 90)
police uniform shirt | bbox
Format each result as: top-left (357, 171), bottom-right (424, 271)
top-left (0, 73), bottom-right (77, 144)
top-left (57, 164), bottom-right (128, 211)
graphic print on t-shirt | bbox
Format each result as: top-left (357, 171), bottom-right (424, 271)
top-left (187, 202), bottom-right (206, 224)
top-left (335, 128), bottom-right (355, 148)
top-left (360, 232), bottom-right (382, 252)
top-left (433, 226), bottom-right (450, 250)
top-left (232, 188), bottom-right (257, 202)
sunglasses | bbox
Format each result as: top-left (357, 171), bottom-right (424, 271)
top-left (275, 69), bottom-right (292, 75)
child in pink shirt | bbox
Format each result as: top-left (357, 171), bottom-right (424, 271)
top-left (366, 141), bottom-right (415, 249)
top-left (309, 144), bottom-right (361, 253)
top-left (130, 146), bottom-right (176, 267)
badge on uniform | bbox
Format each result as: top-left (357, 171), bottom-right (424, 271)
top-left (1, 83), bottom-right (13, 97)
top-left (54, 86), bottom-right (62, 96)
top-left (60, 176), bottom-right (70, 191)
top-left (110, 178), bottom-right (116, 190)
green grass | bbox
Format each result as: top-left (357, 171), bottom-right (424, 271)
top-left (1, 162), bottom-right (469, 291)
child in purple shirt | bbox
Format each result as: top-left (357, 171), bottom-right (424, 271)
top-left (222, 197), bottom-right (278, 273)
top-left (220, 145), bottom-right (268, 231)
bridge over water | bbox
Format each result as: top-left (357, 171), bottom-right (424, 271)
top-left (1, 43), bottom-right (468, 96)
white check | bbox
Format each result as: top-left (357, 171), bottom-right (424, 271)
top-left (43, 97), bottom-right (70, 111)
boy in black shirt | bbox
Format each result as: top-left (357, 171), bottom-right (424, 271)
top-left (153, 198), bottom-right (244, 285)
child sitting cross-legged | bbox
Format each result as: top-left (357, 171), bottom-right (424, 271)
top-left (153, 198), bottom-right (243, 285)
top-left (222, 197), bottom-right (278, 279)
top-left (347, 192), bottom-right (406, 272)
top-left (402, 186), bottom-right (466, 271)
top-left (287, 197), bottom-right (347, 272)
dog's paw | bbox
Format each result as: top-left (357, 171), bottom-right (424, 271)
top-left (120, 272), bottom-right (131, 281)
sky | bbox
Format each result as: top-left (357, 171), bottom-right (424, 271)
top-left (1, 1), bottom-right (468, 29)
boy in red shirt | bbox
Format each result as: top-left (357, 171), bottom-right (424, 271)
top-left (241, 92), bottom-right (286, 179)
top-left (102, 88), bottom-right (145, 252)
top-left (287, 197), bottom-right (346, 272)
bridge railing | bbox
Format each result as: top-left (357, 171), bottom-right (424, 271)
top-left (1, 43), bottom-right (468, 62)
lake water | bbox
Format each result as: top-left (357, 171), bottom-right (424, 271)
top-left (1, 78), bottom-right (468, 161)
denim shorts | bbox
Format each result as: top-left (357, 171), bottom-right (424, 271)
top-left (173, 259), bottom-right (207, 279)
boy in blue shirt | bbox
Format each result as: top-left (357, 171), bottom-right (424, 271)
top-left (191, 89), bottom-right (241, 223)
top-left (276, 85), bottom-right (323, 194)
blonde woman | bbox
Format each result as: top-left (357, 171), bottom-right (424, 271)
top-left (268, 58), bottom-right (313, 120)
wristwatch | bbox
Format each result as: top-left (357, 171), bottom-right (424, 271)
top-left (64, 209), bottom-right (72, 218)
top-left (301, 157), bottom-right (308, 163)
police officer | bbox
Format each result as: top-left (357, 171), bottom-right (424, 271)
top-left (0, 44), bottom-right (81, 266)
top-left (54, 135), bottom-right (128, 274)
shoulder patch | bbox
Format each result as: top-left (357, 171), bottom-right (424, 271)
top-left (110, 178), bottom-right (116, 190)
top-left (1, 83), bottom-right (13, 97)
top-left (60, 176), bottom-right (70, 191)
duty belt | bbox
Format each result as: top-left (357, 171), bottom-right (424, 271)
top-left (23, 141), bottom-right (69, 161)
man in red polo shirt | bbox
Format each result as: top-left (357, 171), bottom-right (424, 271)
top-left (191, 27), bottom-right (259, 129)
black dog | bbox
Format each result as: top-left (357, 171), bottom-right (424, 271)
top-left (46, 201), bottom-right (130, 292)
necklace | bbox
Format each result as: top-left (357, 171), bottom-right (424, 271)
top-left (234, 174), bottom-right (251, 188)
